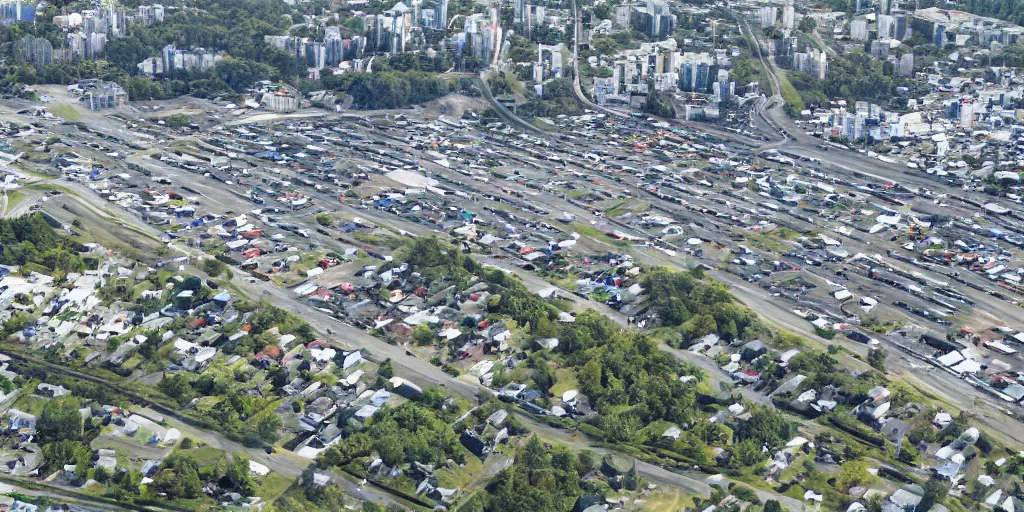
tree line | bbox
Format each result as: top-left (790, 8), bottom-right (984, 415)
top-left (0, 213), bottom-right (88, 278)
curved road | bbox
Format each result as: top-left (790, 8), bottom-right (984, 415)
top-left (40, 179), bottom-right (816, 507)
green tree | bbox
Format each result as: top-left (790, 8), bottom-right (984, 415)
top-left (106, 36), bottom-right (151, 74)
top-left (215, 57), bottom-right (275, 93)
top-left (867, 348), bottom-right (887, 372)
top-left (918, 476), bottom-right (949, 512)
top-left (202, 257), bottom-right (228, 277)
top-left (836, 460), bottom-right (876, 492)
top-left (378, 359), bottom-right (394, 379)
top-left (734, 438), bottom-right (767, 466)
top-left (371, 419), bottom-right (405, 467)
top-left (41, 440), bottom-right (89, 470)
top-left (523, 436), bottom-right (549, 471)
top-left (227, 454), bottom-right (258, 496)
top-left (623, 463), bottom-right (639, 491)
top-left (0, 376), bottom-right (15, 394)
top-left (411, 324), bottom-right (435, 346)
top-left (116, 469), bottom-right (143, 496)
top-left (268, 365), bottom-right (288, 388)
top-left (38, 399), bottom-right (83, 442)
top-left (642, 91), bottom-right (677, 118)
top-left (177, 461), bottom-right (203, 498)
top-left (159, 373), bottom-right (194, 403)
top-left (736, 406), bottom-right (796, 451)
top-left (253, 412), bottom-right (282, 444)
top-left (1, 311), bottom-right (32, 338)
top-left (680, 314), bottom-right (717, 342)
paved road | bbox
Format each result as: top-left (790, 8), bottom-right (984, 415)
top-left (476, 255), bottom-right (628, 327)
top-left (477, 71), bottom-right (544, 134)
top-left (6, 349), bottom-right (312, 479)
top-left (48, 178), bottom-right (824, 506)
top-left (0, 473), bottom-right (184, 512)
top-left (522, 413), bottom-right (805, 510)
top-left (31, 99), bottom-right (1024, 510)
top-left (325, 469), bottom-right (404, 507)
top-left (231, 272), bottom-right (486, 401)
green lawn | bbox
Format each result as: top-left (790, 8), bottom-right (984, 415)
top-left (11, 393), bottom-right (48, 416)
top-left (4, 190), bottom-right (26, 212)
top-left (182, 446), bottom-right (227, 468)
top-left (533, 118), bottom-right (558, 131)
top-left (258, 472), bottom-right (295, 500)
top-left (435, 454), bottom-right (482, 488)
top-left (49, 104), bottom-right (82, 121)
top-left (642, 487), bottom-right (695, 511)
top-left (569, 222), bottom-right (630, 248)
top-left (778, 71), bottom-right (805, 112)
top-left (551, 368), bottom-right (579, 397)
top-left (130, 281), bottom-right (155, 300)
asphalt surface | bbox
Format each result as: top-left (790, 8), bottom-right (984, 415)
top-left (10, 66), bottom-right (1024, 511)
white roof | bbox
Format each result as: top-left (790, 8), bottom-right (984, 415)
top-left (311, 347), bottom-right (337, 362)
top-left (935, 444), bottom-right (956, 460)
top-left (249, 460), bottom-right (270, 476)
top-left (439, 328), bottom-right (462, 340)
top-left (345, 370), bottom-right (365, 387)
top-left (779, 349), bottom-right (801, 363)
top-left (933, 412), bottom-right (953, 426)
top-left (164, 428), bottom-right (181, 444)
top-left (64, 287), bottom-right (92, 304)
top-left (342, 350), bottom-right (361, 369)
top-left (786, 436), bottom-right (809, 448)
top-left (871, 401), bottom-right (890, 419)
top-left (937, 351), bottom-right (965, 367)
top-left (173, 338), bottom-right (197, 353)
top-left (986, 490), bottom-right (1004, 507)
top-left (537, 338), bottom-right (560, 350)
top-left (951, 359), bottom-right (982, 374)
top-left (195, 346), bottom-right (216, 363)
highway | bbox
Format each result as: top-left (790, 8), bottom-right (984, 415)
top-left (17, 66), bottom-right (1024, 507)
top-left (477, 71), bottom-right (545, 135)
top-left (551, 6), bottom-right (1024, 449)
top-left (27, 169), bottom-right (820, 508)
